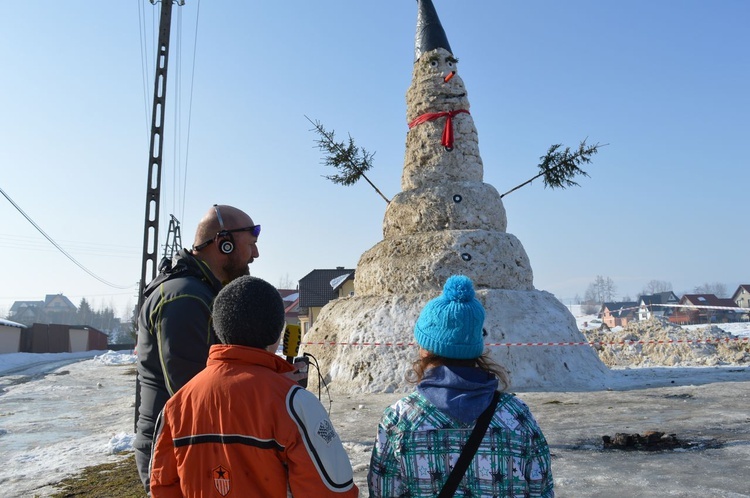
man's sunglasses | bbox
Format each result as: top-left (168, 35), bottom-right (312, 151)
top-left (193, 224), bottom-right (261, 251)
top-left (213, 205), bottom-right (260, 238)
top-left (225, 225), bottom-right (261, 238)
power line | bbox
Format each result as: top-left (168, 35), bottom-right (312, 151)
top-left (181, 0), bottom-right (201, 222)
top-left (0, 186), bottom-right (132, 289)
top-left (0, 234), bottom-right (140, 257)
top-left (137, 0), bottom-right (153, 144)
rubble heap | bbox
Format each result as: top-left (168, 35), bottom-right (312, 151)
top-left (583, 321), bottom-right (750, 367)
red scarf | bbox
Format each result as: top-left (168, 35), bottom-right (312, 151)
top-left (408, 109), bottom-right (470, 149)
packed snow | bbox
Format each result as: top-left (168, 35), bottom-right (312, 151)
top-left (1, 316), bottom-right (749, 497)
top-left (0, 350), bottom-right (137, 496)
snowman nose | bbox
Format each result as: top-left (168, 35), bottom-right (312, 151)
top-left (444, 71), bottom-right (455, 83)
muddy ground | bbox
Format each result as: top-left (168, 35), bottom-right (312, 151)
top-left (329, 367), bottom-right (750, 497)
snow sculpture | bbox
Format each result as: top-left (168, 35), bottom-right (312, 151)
top-left (302, 0), bottom-right (610, 392)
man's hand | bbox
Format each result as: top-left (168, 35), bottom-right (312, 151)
top-left (282, 359), bottom-right (309, 387)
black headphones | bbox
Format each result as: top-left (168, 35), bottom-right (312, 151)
top-left (191, 204), bottom-right (234, 254)
top-left (213, 205), bottom-right (235, 254)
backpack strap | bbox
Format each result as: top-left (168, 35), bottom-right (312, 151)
top-left (437, 390), bottom-right (501, 498)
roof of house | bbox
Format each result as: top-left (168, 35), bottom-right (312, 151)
top-left (601, 302), bottom-right (639, 316)
top-left (284, 296), bottom-right (299, 313)
top-left (639, 292), bottom-right (679, 306)
top-left (0, 318), bottom-right (26, 328)
top-left (680, 294), bottom-right (736, 308)
top-left (731, 285), bottom-right (750, 300)
top-left (299, 268), bottom-right (355, 307)
top-left (44, 294), bottom-right (77, 310)
top-left (284, 296), bottom-right (300, 321)
top-left (69, 325), bottom-right (107, 336)
top-left (278, 289), bottom-right (299, 302)
top-left (330, 273), bottom-right (354, 292)
top-left (9, 300), bottom-right (45, 312)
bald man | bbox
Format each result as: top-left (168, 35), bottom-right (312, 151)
top-left (134, 204), bottom-right (261, 492)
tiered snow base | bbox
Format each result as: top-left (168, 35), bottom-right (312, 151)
top-left (302, 289), bottom-right (611, 393)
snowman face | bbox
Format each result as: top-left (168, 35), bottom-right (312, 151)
top-left (407, 47), bottom-right (470, 118)
top-left (426, 53), bottom-right (458, 79)
top-left (413, 48), bottom-right (467, 100)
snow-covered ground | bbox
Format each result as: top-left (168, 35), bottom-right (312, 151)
top-left (0, 350), bottom-right (136, 497)
top-left (1, 328), bottom-right (750, 497)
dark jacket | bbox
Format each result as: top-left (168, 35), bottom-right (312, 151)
top-left (134, 249), bottom-right (223, 450)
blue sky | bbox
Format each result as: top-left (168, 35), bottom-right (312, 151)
top-left (1, 1), bottom-right (748, 318)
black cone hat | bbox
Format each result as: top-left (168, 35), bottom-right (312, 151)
top-left (414, 0), bottom-right (452, 61)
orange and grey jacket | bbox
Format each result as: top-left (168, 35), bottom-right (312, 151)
top-left (150, 344), bottom-right (359, 497)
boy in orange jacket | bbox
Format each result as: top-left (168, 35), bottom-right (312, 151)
top-left (150, 275), bottom-right (358, 497)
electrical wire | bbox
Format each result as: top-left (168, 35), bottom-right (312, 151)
top-left (137, 0), bottom-right (153, 144)
top-left (172, 5), bottom-right (182, 220)
top-left (0, 186), bottom-right (132, 290)
top-left (181, 0), bottom-right (201, 222)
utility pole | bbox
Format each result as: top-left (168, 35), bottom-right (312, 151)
top-left (162, 214), bottom-right (183, 265)
top-left (137, 0), bottom-right (183, 314)
top-left (135, 0), bottom-right (183, 433)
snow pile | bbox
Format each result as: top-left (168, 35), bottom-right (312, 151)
top-left (108, 432), bottom-right (135, 455)
top-left (582, 319), bottom-right (750, 367)
top-left (93, 350), bottom-right (136, 366)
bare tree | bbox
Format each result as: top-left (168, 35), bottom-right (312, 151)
top-left (584, 275), bottom-right (617, 304)
top-left (641, 280), bottom-right (673, 295)
top-left (693, 282), bottom-right (728, 298)
top-left (278, 273), bottom-right (297, 290)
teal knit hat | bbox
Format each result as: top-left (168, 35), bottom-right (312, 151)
top-left (414, 275), bottom-right (485, 359)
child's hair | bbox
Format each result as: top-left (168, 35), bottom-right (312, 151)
top-left (406, 350), bottom-right (510, 391)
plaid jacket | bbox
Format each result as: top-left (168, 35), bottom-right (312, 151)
top-left (368, 391), bottom-right (554, 497)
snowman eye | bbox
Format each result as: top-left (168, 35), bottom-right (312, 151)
top-left (429, 59), bottom-right (439, 68)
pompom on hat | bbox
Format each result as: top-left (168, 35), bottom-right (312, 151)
top-left (414, 275), bottom-right (485, 359)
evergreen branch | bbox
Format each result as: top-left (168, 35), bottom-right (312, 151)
top-left (306, 116), bottom-right (390, 204)
top-left (307, 116), bottom-right (601, 204)
top-left (500, 140), bottom-right (605, 198)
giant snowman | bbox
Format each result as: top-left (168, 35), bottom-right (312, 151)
top-left (302, 0), bottom-right (610, 392)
